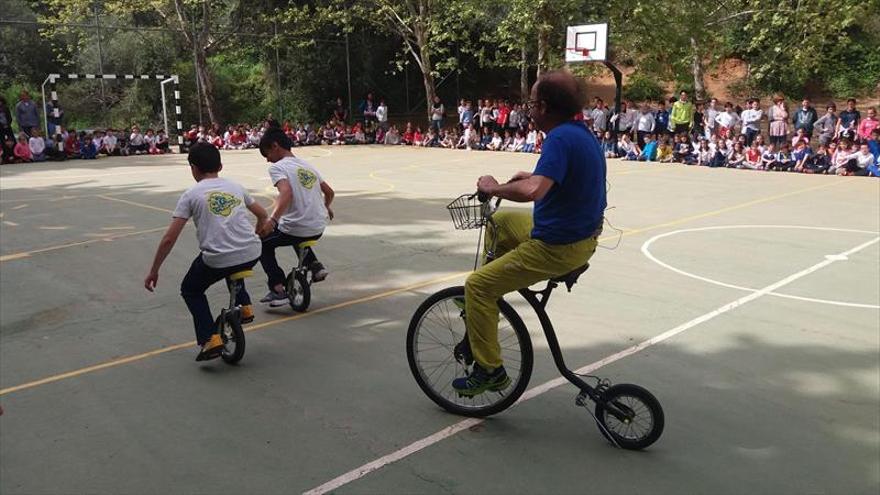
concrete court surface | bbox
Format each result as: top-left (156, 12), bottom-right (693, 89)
top-left (0, 145), bottom-right (878, 495)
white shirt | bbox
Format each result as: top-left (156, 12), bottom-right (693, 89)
top-left (129, 132), bottom-right (145, 145)
top-left (172, 177), bottom-right (262, 268)
top-left (705, 107), bottom-right (719, 128)
top-left (636, 112), bottom-right (655, 132)
top-left (715, 112), bottom-right (739, 129)
top-left (92, 137), bottom-right (103, 149)
top-left (28, 136), bottom-right (45, 155)
top-left (741, 109), bottom-right (763, 132)
top-left (376, 104), bottom-right (388, 123)
top-left (268, 156), bottom-right (328, 237)
top-left (526, 130), bottom-right (537, 145)
top-left (103, 134), bottom-right (117, 148)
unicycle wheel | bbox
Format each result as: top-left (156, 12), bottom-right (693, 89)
top-left (594, 383), bottom-right (664, 450)
top-left (286, 270), bottom-right (311, 312)
top-left (220, 313), bottom-right (246, 364)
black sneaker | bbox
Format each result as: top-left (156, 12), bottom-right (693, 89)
top-left (310, 262), bottom-right (328, 283)
top-left (260, 290), bottom-right (288, 307)
top-left (452, 363), bottom-right (511, 397)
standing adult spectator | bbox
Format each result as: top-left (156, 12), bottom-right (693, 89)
top-left (590, 99), bottom-right (607, 135)
top-left (813, 104), bottom-right (838, 147)
top-left (635, 102), bottom-right (655, 148)
top-left (376, 99), bottom-right (388, 130)
top-left (360, 93), bottom-right (377, 125)
top-left (792, 98), bottom-right (818, 138)
top-left (0, 96), bottom-right (15, 145)
top-left (333, 97), bottom-right (348, 124)
top-left (670, 90), bottom-right (694, 135)
top-left (704, 98), bottom-right (719, 139)
top-left (768, 95), bottom-right (790, 147)
top-left (430, 95), bottom-right (444, 133)
top-left (46, 99), bottom-right (64, 138)
top-left (15, 90), bottom-right (40, 137)
top-left (836, 98), bottom-right (860, 141)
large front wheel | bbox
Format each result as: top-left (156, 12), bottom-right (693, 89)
top-left (406, 286), bottom-right (533, 418)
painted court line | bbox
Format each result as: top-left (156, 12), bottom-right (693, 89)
top-left (0, 178), bottom-right (856, 390)
top-left (303, 235), bottom-right (880, 495)
top-left (0, 272), bottom-right (464, 396)
top-left (642, 225), bottom-right (880, 309)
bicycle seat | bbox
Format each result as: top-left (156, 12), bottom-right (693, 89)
top-left (550, 263), bottom-right (590, 291)
top-left (297, 240), bottom-right (318, 249)
top-left (228, 270), bottom-right (254, 281)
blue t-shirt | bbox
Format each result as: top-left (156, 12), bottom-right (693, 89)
top-left (641, 141), bottom-right (658, 160)
top-left (531, 121), bottom-right (607, 244)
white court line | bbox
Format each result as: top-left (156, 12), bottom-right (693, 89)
top-left (642, 225), bottom-right (880, 309)
top-left (303, 235), bottom-right (880, 495)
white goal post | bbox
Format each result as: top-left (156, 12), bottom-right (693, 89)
top-left (41, 73), bottom-right (184, 153)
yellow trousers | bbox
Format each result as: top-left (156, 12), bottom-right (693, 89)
top-left (465, 210), bottom-right (599, 369)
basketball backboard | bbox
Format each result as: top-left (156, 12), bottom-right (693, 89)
top-left (565, 23), bottom-right (608, 63)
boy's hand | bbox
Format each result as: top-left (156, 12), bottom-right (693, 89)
top-left (144, 271), bottom-right (159, 292)
top-left (257, 218), bottom-right (275, 238)
top-left (327, 207), bottom-right (334, 221)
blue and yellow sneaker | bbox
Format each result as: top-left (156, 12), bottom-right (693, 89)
top-left (452, 363), bottom-right (511, 397)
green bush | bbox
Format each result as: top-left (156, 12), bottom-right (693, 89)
top-left (623, 73), bottom-right (665, 102)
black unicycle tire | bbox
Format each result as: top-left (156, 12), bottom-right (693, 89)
top-left (287, 271), bottom-right (311, 312)
top-left (406, 286), bottom-right (533, 418)
top-left (220, 313), bottom-right (246, 364)
top-left (594, 383), bottom-right (664, 450)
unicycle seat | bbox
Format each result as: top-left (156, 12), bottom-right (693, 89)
top-left (228, 270), bottom-right (253, 281)
top-left (297, 240), bottom-right (318, 250)
top-left (550, 263), bottom-right (590, 291)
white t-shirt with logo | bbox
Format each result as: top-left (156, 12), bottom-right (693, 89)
top-left (268, 156), bottom-right (328, 237)
top-left (172, 177), bottom-right (262, 268)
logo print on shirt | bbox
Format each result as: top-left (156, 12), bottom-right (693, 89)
top-left (207, 192), bottom-right (241, 217)
top-left (297, 168), bottom-right (317, 189)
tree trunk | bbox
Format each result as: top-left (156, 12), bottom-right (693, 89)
top-left (520, 44), bottom-right (529, 99)
top-left (690, 37), bottom-right (706, 101)
top-left (194, 46), bottom-right (219, 124)
top-left (537, 28), bottom-right (550, 78)
top-left (413, 24), bottom-right (436, 121)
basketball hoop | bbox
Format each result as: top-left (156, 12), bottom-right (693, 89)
top-left (565, 23), bottom-right (607, 63)
top-left (567, 47), bottom-right (591, 59)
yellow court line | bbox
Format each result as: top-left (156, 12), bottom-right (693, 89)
top-left (0, 226), bottom-right (168, 262)
top-left (96, 195), bottom-right (173, 214)
top-left (0, 272), bottom-right (466, 396)
top-left (0, 176), bottom-right (857, 397)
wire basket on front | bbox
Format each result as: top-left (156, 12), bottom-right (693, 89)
top-left (446, 194), bottom-right (491, 230)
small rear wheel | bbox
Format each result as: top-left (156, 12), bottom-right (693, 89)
top-left (594, 383), bottom-right (664, 450)
top-left (406, 286), bottom-right (533, 418)
top-left (286, 270), bottom-right (311, 312)
top-left (220, 312), bottom-right (246, 364)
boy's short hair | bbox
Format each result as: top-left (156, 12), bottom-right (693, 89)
top-left (188, 142), bottom-right (222, 173)
top-left (259, 127), bottom-right (292, 156)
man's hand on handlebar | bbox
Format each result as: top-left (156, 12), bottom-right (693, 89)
top-left (477, 175), bottom-right (499, 198)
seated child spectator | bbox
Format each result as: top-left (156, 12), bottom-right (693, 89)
top-left (384, 125), bottom-right (401, 145)
top-left (91, 131), bottom-right (104, 155)
top-left (45, 134), bottom-right (66, 161)
top-left (475, 127), bottom-right (491, 150)
top-left (14, 134), bottom-right (33, 162)
top-left (102, 129), bottom-right (119, 155)
top-left (226, 129), bottom-right (247, 150)
top-left (413, 127), bottom-right (425, 147)
top-left (760, 143), bottom-right (777, 170)
top-left (711, 141), bottom-right (731, 167)
top-left (375, 125), bottom-right (386, 144)
top-left (353, 126), bottom-right (366, 144)
top-left (696, 139), bottom-right (713, 166)
top-left (673, 134), bottom-right (693, 163)
top-left (656, 138), bottom-right (674, 163)
top-left (146, 129), bottom-right (161, 155)
top-left (441, 129), bottom-right (457, 149)
top-left (500, 130), bottom-right (512, 151)
top-left (488, 131), bottom-right (503, 151)
top-left (637, 134), bottom-right (658, 161)
top-left (772, 144), bottom-right (794, 171)
top-left (64, 129), bottom-right (81, 158)
top-left (600, 130), bottom-right (616, 158)
top-left (129, 126), bottom-right (148, 154)
top-left (80, 132), bottom-right (98, 159)
top-left (157, 130), bottom-right (170, 153)
top-left (803, 145), bottom-right (831, 174)
top-left (728, 142), bottom-right (746, 168)
top-left (617, 133), bottom-right (639, 160)
top-left (792, 141), bottom-right (812, 172)
top-left (791, 128), bottom-right (809, 149)
top-left (836, 144), bottom-right (874, 176)
top-left (744, 142), bottom-right (762, 169)
top-left (2, 135), bottom-right (16, 164)
top-left (511, 131), bottom-right (526, 152)
top-left (523, 124), bottom-right (537, 153)
top-left (402, 124), bottom-right (414, 145)
top-left (28, 130), bottom-right (46, 162)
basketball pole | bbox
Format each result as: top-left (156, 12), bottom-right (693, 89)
top-left (603, 61), bottom-right (623, 137)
